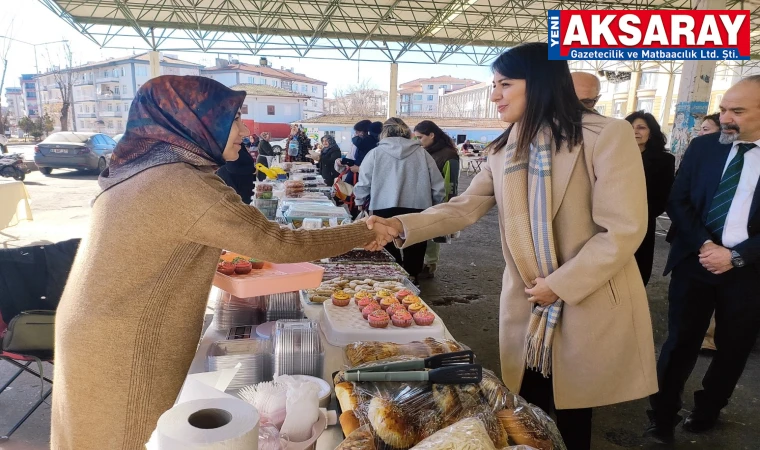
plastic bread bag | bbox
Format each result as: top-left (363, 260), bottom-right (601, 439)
top-left (334, 358), bottom-right (565, 450)
top-left (336, 424), bottom-right (377, 450)
top-left (257, 424), bottom-right (283, 450)
top-left (343, 338), bottom-right (469, 367)
top-left (410, 417), bottom-right (496, 450)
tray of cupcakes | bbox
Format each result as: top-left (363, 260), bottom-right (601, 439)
top-left (319, 289), bottom-right (445, 346)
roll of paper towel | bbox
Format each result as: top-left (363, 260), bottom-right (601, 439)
top-left (156, 397), bottom-right (259, 449)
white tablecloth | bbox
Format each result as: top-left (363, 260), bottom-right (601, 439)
top-left (0, 180), bottom-right (33, 230)
top-left (184, 287), bottom-right (454, 449)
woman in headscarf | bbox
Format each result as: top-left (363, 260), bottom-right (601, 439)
top-left (367, 43), bottom-right (657, 449)
top-left (51, 75), bottom-right (396, 450)
top-left (413, 120), bottom-right (460, 278)
top-left (317, 134), bottom-right (342, 186)
top-left (216, 143), bottom-right (255, 204)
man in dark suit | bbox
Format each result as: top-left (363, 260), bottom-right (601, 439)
top-left (646, 76), bottom-right (760, 443)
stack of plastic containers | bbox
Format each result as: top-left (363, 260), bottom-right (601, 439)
top-left (272, 320), bottom-right (324, 378)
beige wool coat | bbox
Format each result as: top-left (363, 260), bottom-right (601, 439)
top-left (398, 114), bottom-right (658, 409)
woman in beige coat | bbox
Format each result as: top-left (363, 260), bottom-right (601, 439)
top-left (369, 43), bottom-right (657, 449)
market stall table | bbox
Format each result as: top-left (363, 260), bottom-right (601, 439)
top-left (185, 286), bottom-right (455, 449)
top-left (461, 155), bottom-right (486, 175)
top-left (0, 180), bottom-right (32, 230)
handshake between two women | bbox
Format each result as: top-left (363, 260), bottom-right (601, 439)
top-left (360, 216), bottom-right (405, 252)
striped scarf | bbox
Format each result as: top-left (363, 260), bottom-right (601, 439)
top-left (502, 124), bottom-right (564, 378)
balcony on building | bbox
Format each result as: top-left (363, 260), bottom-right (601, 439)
top-left (96, 76), bottom-right (120, 84)
top-left (76, 78), bottom-right (94, 86)
top-left (98, 111), bottom-right (123, 118)
top-left (77, 112), bottom-right (97, 118)
top-left (98, 92), bottom-right (121, 100)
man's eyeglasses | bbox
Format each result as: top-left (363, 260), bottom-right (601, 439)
top-left (580, 96), bottom-right (601, 109)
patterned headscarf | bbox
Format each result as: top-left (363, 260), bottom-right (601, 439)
top-left (98, 75), bottom-right (246, 191)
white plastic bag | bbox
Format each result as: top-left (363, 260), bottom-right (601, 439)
top-left (278, 376), bottom-right (320, 442)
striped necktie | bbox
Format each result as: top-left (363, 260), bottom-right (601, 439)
top-left (705, 142), bottom-right (757, 241)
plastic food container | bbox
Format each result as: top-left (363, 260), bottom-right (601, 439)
top-left (215, 252), bottom-right (325, 298)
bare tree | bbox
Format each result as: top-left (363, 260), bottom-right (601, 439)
top-left (47, 42), bottom-right (79, 131)
top-left (331, 79), bottom-right (387, 116)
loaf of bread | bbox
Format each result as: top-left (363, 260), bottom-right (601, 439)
top-left (335, 382), bottom-right (360, 412)
top-left (497, 408), bottom-right (553, 449)
top-left (339, 410), bottom-right (361, 436)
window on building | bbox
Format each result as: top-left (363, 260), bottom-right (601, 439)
top-left (292, 84), bottom-right (298, 91)
top-left (107, 104), bottom-right (113, 112)
top-left (114, 86), bottom-right (120, 95)
top-left (312, 86), bottom-right (317, 93)
top-left (412, 104), bottom-right (422, 112)
top-left (113, 69), bottom-right (119, 77)
top-left (121, 67), bottom-right (125, 76)
top-left (636, 98), bottom-right (654, 113)
top-left (413, 94), bottom-right (423, 101)
top-left (25, 83), bottom-right (35, 89)
top-left (248, 76), bottom-right (254, 84)
top-left (439, 85), bottom-right (447, 90)
top-left (116, 104), bottom-right (121, 112)
top-left (271, 80), bottom-right (278, 87)
top-left (427, 84), bottom-right (434, 89)
top-left (117, 120), bottom-right (123, 129)
top-left (123, 85), bottom-right (128, 95)
top-left (302, 86), bottom-right (307, 92)
top-left (401, 104), bottom-right (409, 113)
top-left (427, 95), bottom-right (434, 101)
top-left (125, 103), bottom-right (129, 112)
top-left (107, 120), bottom-right (113, 129)
top-left (427, 105), bottom-right (433, 111)
top-left (639, 72), bottom-right (658, 89)
top-left (136, 66), bottom-right (148, 76)
top-left (613, 100), bottom-right (626, 118)
top-left (241, 104), bottom-right (249, 114)
top-left (85, 105), bottom-right (90, 113)
top-left (267, 105), bottom-right (275, 115)
top-left (402, 95), bottom-right (410, 102)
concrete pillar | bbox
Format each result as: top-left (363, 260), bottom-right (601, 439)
top-left (659, 70), bottom-right (677, 133)
top-left (670, 0), bottom-right (724, 166)
top-left (388, 62), bottom-right (399, 119)
top-left (627, 70), bottom-right (642, 114)
top-left (149, 51), bottom-right (161, 79)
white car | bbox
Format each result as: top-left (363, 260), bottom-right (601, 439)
top-left (269, 138), bottom-right (288, 153)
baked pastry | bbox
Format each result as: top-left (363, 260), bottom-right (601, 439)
top-left (395, 289), bottom-right (414, 301)
top-left (413, 310), bottom-right (435, 326)
top-left (216, 261), bottom-right (235, 275)
top-left (379, 297), bottom-right (400, 311)
top-left (345, 342), bottom-right (401, 366)
top-left (391, 310), bottom-right (413, 328)
top-left (354, 290), bottom-right (373, 300)
top-left (386, 303), bottom-right (406, 317)
top-left (497, 408), bottom-right (553, 449)
top-left (374, 289), bottom-right (393, 301)
top-left (332, 290), bottom-right (351, 307)
top-left (362, 302), bottom-right (382, 319)
top-left (356, 296), bottom-right (373, 311)
top-left (249, 259), bottom-right (265, 269)
top-left (335, 425), bottom-right (377, 450)
top-left (408, 303), bottom-right (427, 315)
top-left (479, 371), bottom-right (514, 411)
top-left (432, 384), bottom-right (460, 427)
top-left (335, 382), bottom-right (360, 412)
top-left (368, 310), bottom-right (390, 328)
top-left (402, 295), bottom-right (422, 308)
top-left (233, 257), bottom-right (252, 274)
top-left (339, 410), bottom-right (361, 436)
top-left (368, 397), bottom-right (418, 448)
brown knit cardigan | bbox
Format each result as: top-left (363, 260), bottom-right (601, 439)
top-left (51, 163), bottom-right (374, 449)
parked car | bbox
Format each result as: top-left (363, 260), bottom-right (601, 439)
top-left (34, 132), bottom-right (116, 175)
top-left (269, 137), bottom-right (287, 153)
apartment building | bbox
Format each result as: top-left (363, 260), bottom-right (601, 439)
top-left (35, 52), bottom-right (202, 134)
top-left (4, 87), bottom-right (24, 135)
top-left (438, 82), bottom-right (498, 119)
top-left (397, 76), bottom-right (479, 115)
top-left (20, 74), bottom-right (39, 118)
top-left (324, 89), bottom-right (388, 116)
top-left (202, 59), bottom-right (327, 119)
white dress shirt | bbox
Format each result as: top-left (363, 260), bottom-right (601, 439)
top-left (720, 138), bottom-right (760, 248)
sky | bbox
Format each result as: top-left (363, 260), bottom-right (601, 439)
top-left (0, 0), bottom-right (495, 106)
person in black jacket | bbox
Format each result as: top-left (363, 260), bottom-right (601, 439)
top-left (317, 134), bottom-right (342, 186)
top-left (256, 132), bottom-right (275, 182)
top-left (625, 111), bottom-right (676, 286)
top-left (216, 143), bottom-right (255, 204)
top-left (646, 78), bottom-right (760, 442)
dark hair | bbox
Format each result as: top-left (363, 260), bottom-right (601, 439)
top-left (703, 113), bottom-right (720, 129)
top-left (487, 42), bottom-right (589, 159)
top-left (413, 120), bottom-right (456, 148)
top-left (625, 111), bottom-right (667, 152)
top-left (354, 120), bottom-right (372, 132)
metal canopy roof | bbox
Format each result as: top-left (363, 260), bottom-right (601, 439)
top-left (41, 0), bottom-right (760, 67)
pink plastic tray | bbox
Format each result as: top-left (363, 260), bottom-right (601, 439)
top-left (214, 255), bottom-right (325, 297)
